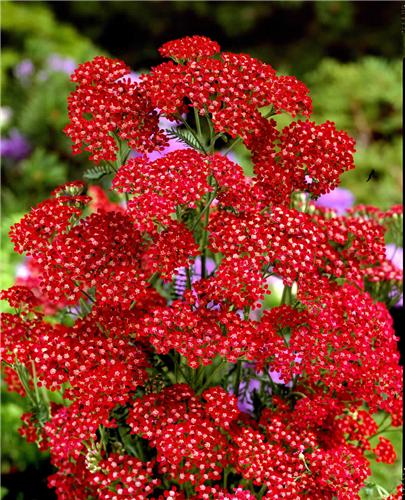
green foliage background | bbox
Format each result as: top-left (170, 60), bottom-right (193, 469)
top-left (1, 1), bottom-right (402, 499)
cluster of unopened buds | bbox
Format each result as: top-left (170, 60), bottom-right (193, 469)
top-left (1, 36), bottom-right (403, 499)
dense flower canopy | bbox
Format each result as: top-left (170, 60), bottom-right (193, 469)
top-left (2, 35), bottom-right (403, 499)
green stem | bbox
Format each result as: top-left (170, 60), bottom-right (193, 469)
top-left (183, 483), bottom-right (193, 496)
top-left (174, 354), bottom-right (179, 383)
top-left (263, 106), bottom-right (275, 119)
top-left (31, 360), bottom-right (41, 405)
top-left (222, 107), bottom-right (275, 157)
top-left (81, 288), bottom-right (95, 304)
top-left (191, 187), bottom-right (217, 231)
top-left (373, 426), bottom-right (398, 438)
top-left (198, 360), bottom-right (225, 393)
top-left (266, 371), bottom-right (279, 393)
top-left (280, 285), bottom-right (293, 306)
top-left (205, 111), bottom-right (216, 153)
top-left (194, 107), bottom-right (203, 142)
top-left (134, 439), bottom-right (145, 462)
top-left (106, 160), bottom-right (118, 174)
top-left (223, 467), bottom-right (230, 489)
top-left (288, 391), bottom-right (307, 399)
top-left (199, 187), bottom-right (217, 279)
top-left (375, 484), bottom-right (390, 497)
top-left (73, 281), bottom-right (95, 305)
top-left (116, 136), bottom-right (131, 206)
top-left (148, 271), bottom-right (160, 285)
top-left (377, 412), bottom-right (390, 430)
top-left (99, 425), bottom-right (108, 452)
top-left (234, 360), bottom-right (242, 398)
top-left (15, 365), bottom-right (37, 406)
top-left (258, 484), bottom-right (268, 498)
top-left (40, 386), bottom-right (50, 407)
top-left (223, 136), bottom-right (242, 156)
top-left (278, 327), bottom-right (290, 348)
top-left (177, 114), bottom-right (207, 154)
top-left (194, 365), bottom-right (205, 388)
top-left (186, 267), bottom-right (193, 290)
top-left (200, 246), bottom-right (208, 280)
top-left (176, 360), bottom-right (192, 385)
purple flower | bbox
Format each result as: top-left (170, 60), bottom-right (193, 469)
top-left (14, 59), bottom-right (34, 81)
top-left (147, 138), bottom-right (190, 161)
top-left (117, 71), bottom-right (142, 84)
top-left (128, 71), bottom-right (141, 83)
top-left (234, 358), bottom-right (300, 414)
top-left (130, 137), bottom-right (190, 162)
top-left (0, 129), bottom-right (31, 161)
top-left (47, 54), bottom-right (76, 75)
top-left (234, 370), bottom-right (289, 415)
top-left (157, 110), bottom-right (187, 131)
top-left (386, 244), bottom-right (403, 307)
top-left (236, 377), bottom-right (261, 414)
top-left (386, 244), bottom-right (403, 270)
top-left (174, 256), bottom-right (216, 298)
top-left (222, 150), bottom-right (241, 166)
top-left (159, 115), bottom-right (183, 131)
top-left (316, 187), bottom-right (355, 215)
top-left (268, 370), bottom-right (286, 385)
top-left (192, 256), bottom-right (216, 278)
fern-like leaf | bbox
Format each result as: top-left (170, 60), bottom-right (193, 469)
top-left (167, 127), bottom-right (206, 153)
top-left (84, 164), bottom-right (114, 181)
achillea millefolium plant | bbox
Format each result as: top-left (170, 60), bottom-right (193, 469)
top-left (1, 36), bottom-right (403, 499)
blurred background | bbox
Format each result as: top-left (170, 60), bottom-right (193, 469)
top-left (1, 1), bottom-right (403, 498)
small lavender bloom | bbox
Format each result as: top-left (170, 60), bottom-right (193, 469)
top-left (47, 54), bottom-right (76, 74)
top-left (159, 116), bottom-right (180, 130)
top-left (157, 110), bottom-right (186, 131)
top-left (174, 256), bottom-right (216, 298)
top-left (148, 138), bottom-right (190, 161)
top-left (386, 244), bottom-right (403, 270)
top-left (316, 187), bottom-right (355, 215)
top-left (236, 377), bottom-right (261, 414)
top-left (235, 357), bottom-right (300, 414)
top-left (14, 59), bottom-right (34, 81)
top-left (192, 255), bottom-right (216, 278)
top-left (221, 150), bottom-right (241, 166)
top-left (386, 244), bottom-right (403, 307)
top-left (0, 129), bottom-right (31, 161)
top-left (130, 137), bottom-right (190, 162)
top-left (128, 71), bottom-right (142, 83)
top-left (268, 370), bottom-right (286, 385)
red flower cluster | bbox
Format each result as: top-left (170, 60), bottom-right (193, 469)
top-left (138, 297), bottom-right (260, 368)
top-left (143, 36), bottom-right (311, 142)
top-left (159, 36), bottom-right (221, 61)
top-left (64, 56), bottom-right (167, 162)
top-left (2, 36), bottom-right (402, 499)
top-left (373, 437), bottom-right (397, 464)
top-left (112, 149), bottom-right (213, 231)
top-left (252, 119), bottom-right (356, 204)
top-left (9, 187), bottom-right (90, 255)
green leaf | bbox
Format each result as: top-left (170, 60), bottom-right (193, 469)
top-left (118, 426), bottom-right (138, 456)
top-left (166, 127), bottom-right (206, 153)
top-left (84, 164), bottom-right (114, 181)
